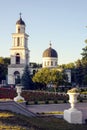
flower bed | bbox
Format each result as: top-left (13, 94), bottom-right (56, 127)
top-left (21, 90), bottom-right (68, 102)
top-left (0, 88), bottom-right (68, 102)
top-left (0, 88), bottom-right (16, 99)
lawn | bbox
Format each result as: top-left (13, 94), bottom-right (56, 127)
top-left (0, 110), bottom-right (87, 130)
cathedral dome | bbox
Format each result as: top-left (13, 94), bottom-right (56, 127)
top-left (43, 46), bottom-right (58, 58)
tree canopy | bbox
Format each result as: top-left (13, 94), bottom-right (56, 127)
top-left (32, 68), bottom-right (68, 88)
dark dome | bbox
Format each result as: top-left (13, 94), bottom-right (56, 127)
top-left (16, 18), bottom-right (25, 25)
top-left (43, 47), bottom-right (58, 58)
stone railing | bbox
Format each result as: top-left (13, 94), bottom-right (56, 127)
top-left (0, 101), bottom-right (36, 117)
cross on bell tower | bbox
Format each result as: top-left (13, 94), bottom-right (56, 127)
top-left (19, 12), bottom-right (22, 18)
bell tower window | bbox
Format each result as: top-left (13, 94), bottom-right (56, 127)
top-left (17, 37), bottom-right (20, 46)
top-left (16, 53), bottom-right (20, 64)
top-left (18, 28), bottom-right (20, 33)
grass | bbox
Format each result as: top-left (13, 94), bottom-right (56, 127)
top-left (27, 100), bottom-right (67, 105)
top-left (36, 111), bottom-right (64, 115)
top-left (0, 110), bottom-right (87, 130)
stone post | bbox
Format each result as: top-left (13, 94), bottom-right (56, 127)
top-left (14, 84), bottom-right (25, 102)
top-left (64, 88), bottom-right (82, 124)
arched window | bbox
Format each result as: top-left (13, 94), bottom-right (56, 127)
top-left (18, 28), bottom-right (20, 33)
top-left (14, 71), bottom-right (20, 84)
top-left (16, 53), bottom-right (20, 64)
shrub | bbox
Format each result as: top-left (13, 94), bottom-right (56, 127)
top-left (85, 119), bottom-right (87, 124)
top-left (63, 100), bottom-right (67, 103)
top-left (45, 100), bottom-right (49, 104)
top-left (25, 101), bottom-right (29, 105)
top-left (34, 100), bottom-right (38, 104)
top-left (54, 100), bottom-right (58, 104)
top-left (79, 99), bottom-right (83, 102)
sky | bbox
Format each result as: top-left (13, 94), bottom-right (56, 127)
top-left (0, 0), bottom-right (87, 65)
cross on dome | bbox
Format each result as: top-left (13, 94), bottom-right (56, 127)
top-left (49, 41), bottom-right (52, 48)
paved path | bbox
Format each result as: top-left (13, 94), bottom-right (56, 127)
top-left (27, 103), bottom-right (87, 122)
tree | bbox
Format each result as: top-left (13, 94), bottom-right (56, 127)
top-left (32, 68), bottom-right (49, 85)
top-left (21, 65), bottom-right (34, 90)
top-left (0, 57), bottom-right (4, 64)
top-left (3, 57), bottom-right (10, 65)
top-left (75, 60), bottom-right (83, 86)
top-left (80, 41), bottom-right (87, 86)
top-left (0, 57), bottom-right (10, 84)
top-left (0, 64), bottom-right (7, 83)
top-left (81, 46), bottom-right (87, 61)
top-left (32, 68), bottom-right (68, 89)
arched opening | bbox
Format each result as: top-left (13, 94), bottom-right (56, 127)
top-left (18, 28), bottom-right (20, 33)
top-left (14, 71), bottom-right (20, 85)
top-left (16, 53), bottom-right (20, 64)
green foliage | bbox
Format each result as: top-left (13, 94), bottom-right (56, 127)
top-left (81, 46), bottom-right (87, 60)
top-left (4, 57), bottom-right (10, 65)
top-left (0, 57), bottom-right (10, 83)
top-left (32, 68), bottom-right (68, 89)
top-left (0, 64), bottom-right (7, 83)
top-left (22, 90), bottom-right (69, 102)
top-left (59, 63), bottom-right (75, 70)
top-left (0, 57), bottom-right (4, 64)
top-left (45, 100), bottom-right (49, 104)
top-left (30, 62), bottom-right (42, 68)
top-left (0, 57), bottom-right (10, 65)
top-left (21, 65), bottom-right (34, 90)
top-left (54, 100), bottom-right (58, 104)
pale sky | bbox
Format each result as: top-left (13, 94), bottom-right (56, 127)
top-left (0, 0), bottom-right (87, 65)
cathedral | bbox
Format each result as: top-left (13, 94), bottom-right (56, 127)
top-left (8, 15), bottom-right (58, 85)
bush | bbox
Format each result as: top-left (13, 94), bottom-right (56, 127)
top-left (54, 100), bottom-right (58, 104)
top-left (34, 100), bottom-right (38, 104)
top-left (63, 100), bottom-right (67, 103)
top-left (45, 100), bottom-right (49, 104)
top-left (85, 119), bottom-right (87, 124)
top-left (21, 90), bottom-right (68, 102)
top-left (79, 99), bottom-right (83, 102)
top-left (25, 101), bottom-right (29, 105)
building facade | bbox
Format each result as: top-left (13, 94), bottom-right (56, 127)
top-left (8, 14), bottom-right (29, 85)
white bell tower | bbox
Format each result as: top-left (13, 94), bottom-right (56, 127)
top-left (8, 13), bottom-right (29, 85)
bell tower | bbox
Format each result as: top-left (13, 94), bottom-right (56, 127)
top-left (8, 14), bottom-right (29, 85)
